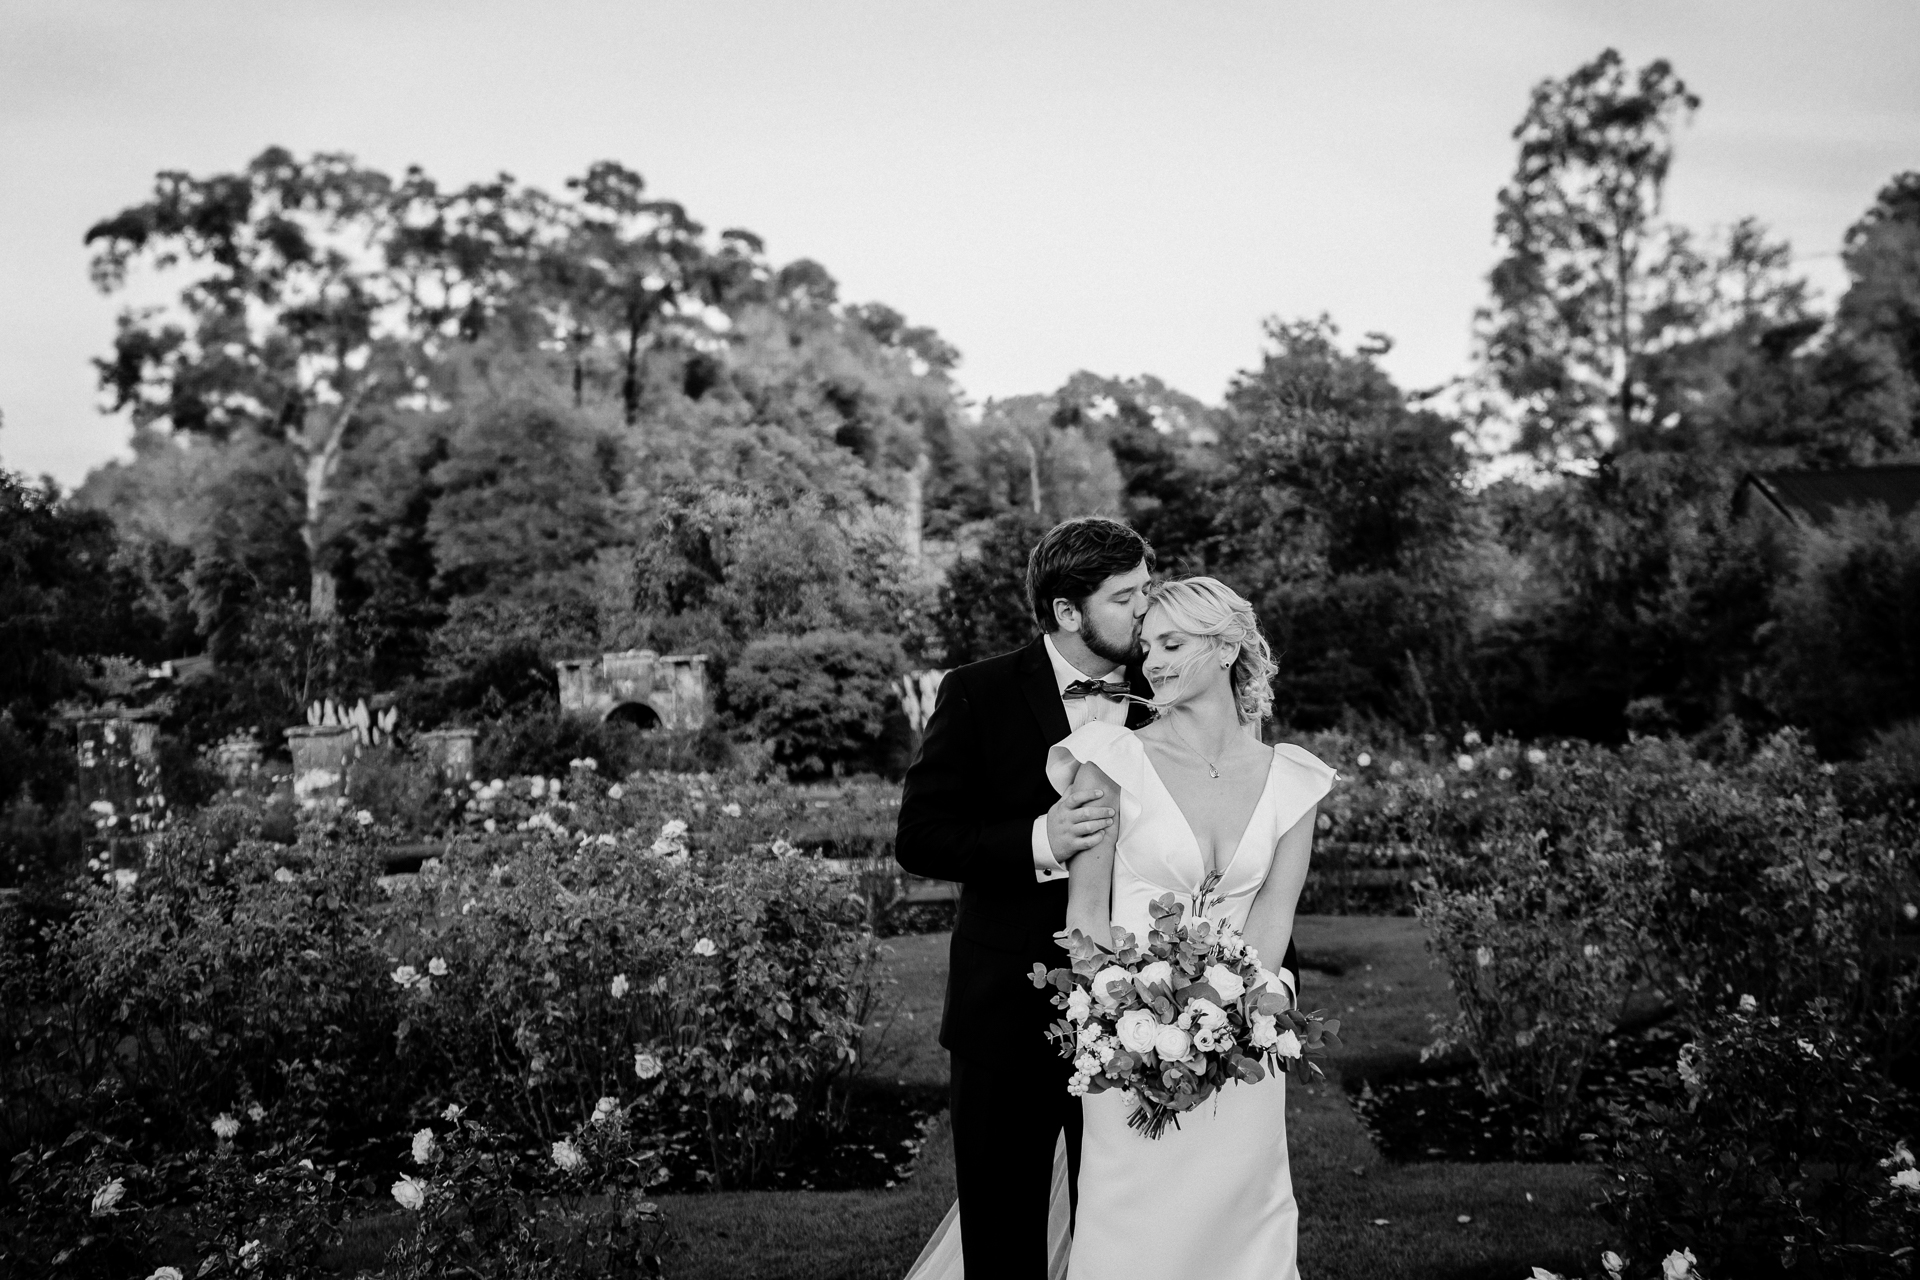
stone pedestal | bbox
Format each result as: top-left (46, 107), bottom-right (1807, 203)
top-left (212, 735), bottom-right (265, 782)
top-left (418, 728), bottom-right (477, 785)
top-left (285, 725), bottom-right (355, 806)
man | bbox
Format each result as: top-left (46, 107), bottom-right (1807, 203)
top-left (896, 516), bottom-right (1302, 1278)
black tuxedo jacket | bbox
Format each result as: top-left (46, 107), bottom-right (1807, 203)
top-left (896, 636), bottom-right (1301, 1065)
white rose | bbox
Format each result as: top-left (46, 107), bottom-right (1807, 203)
top-left (1092, 965), bottom-right (1133, 1008)
top-left (1737, 993), bottom-right (1757, 1014)
top-left (721, 802), bottom-right (741, 818)
top-left (1273, 1028), bottom-right (1303, 1059)
top-left (1192, 1027), bottom-right (1220, 1053)
top-left (608, 784), bottom-right (625, 800)
top-left (441, 1102), bottom-right (465, 1121)
top-left (1890, 1167), bottom-right (1920, 1192)
top-left (147, 1270), bottom-right (185, 1280)
top-left (410, 1128), bottom-right (438, 1165)
top-left (1661, 1250), bottom-right (1696, 1280)
top-left (391, 1175), bottom-right (428, 1211)
top-left (1185, 997), bottom-right (1229, 1032)
top-left (1601, 1252), bottom-right (1625, 1280)
top-left (1457, 754), bottom-right (1476, 773)
top-left (1202, 964), bottom-right (1245, 1003)
top-left (692, 938), bottom-right (717, 957)
top-left (391, 965), bottom-right (419, 988)
top-left (551, 1139), bottom-right (586, 1173)
top-left (634, 1052), bottom-right (663, 1080)
top-left (1065, 988), bottom-right (1093, 1024)
top-left (1249, 1012), bottom-right (1280, 1048)
top-left (611, 973), bottom-right (630, 999)
top-left (427, 957), bottom-right (449, 977)
top-left (1153, 1024), bottom-right (1192, 1062)
top-left (91, 1178), bottom-right (125, 1215)
top-left (1526, 748), bottom-right (1548, 766)
top-left (211, 1113), bottom-right (240, 1141)
top-left (1116, 1009), bottom-right (1160, 1055)
top-left (1475, 946), bottom-right (1494, 969)
top-left (1134, 960), bottom-right (1174, 994)
top-left (591, 1096), bottom-right (619, 1125)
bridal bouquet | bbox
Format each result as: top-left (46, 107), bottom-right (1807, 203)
top-left (1032, 879), bottom-right (1339, 1139)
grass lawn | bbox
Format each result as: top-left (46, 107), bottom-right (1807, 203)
top-left (647, 916), bottom-right (1611, 1280)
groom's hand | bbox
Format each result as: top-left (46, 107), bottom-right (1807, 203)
top-left (1046, 787), bottom-right (1115, 863)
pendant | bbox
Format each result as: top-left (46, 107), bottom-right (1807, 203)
top-left (1208, 765), bottom-right (1221, 779)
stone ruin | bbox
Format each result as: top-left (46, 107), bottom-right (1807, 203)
top-left (556, 650), bottom-right (711, 731)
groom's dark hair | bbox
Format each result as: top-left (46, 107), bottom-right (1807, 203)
top-left (1026, 517), bottom-right (1155, 632)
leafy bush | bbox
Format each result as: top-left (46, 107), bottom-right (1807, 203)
top-left (472, 706), bottom-right (729, 781)
top-left (931, 510), bottom-right (1046, 665)
top-left (1605, 1002), bottom-right (1915, 1278)
top-left (727, 630), bottom-right (908, 780)
top-left (384, 827), bottom-right (878, 1188)
top-left (1408, 738), bottom-right (1668, 1147)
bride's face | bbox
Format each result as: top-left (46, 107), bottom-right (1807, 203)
top-left (1139, 610), bottom-right (1232, 705)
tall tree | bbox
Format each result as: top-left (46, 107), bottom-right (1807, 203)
top-left (1836, 171), bottom-right (1920, 432)
top-left (1476, 50), bottom-right (1703, 462)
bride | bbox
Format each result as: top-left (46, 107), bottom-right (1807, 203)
top-left (906, 576), bottom-right (1333, 1280)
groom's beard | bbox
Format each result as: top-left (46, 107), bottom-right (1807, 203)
top-left (1081, 611), bottom-right (1140, 670)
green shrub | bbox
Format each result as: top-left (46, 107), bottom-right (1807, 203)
top-left (727, 630), bottom-right (907, 780)
top-left (1407, 738), bottom-right (1669, 1147)
top-left (384, 827), bottom-right (879, 1189)
top-left (473, 707), bottom-right (728, 781)
top-left (1605, 1003), bottom-right (1915, 1278)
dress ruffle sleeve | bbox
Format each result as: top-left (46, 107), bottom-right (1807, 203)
top-left (1269, 742), bottom-right (1337, 839)
top-left (1045, 721), bottom-right (1145, 832)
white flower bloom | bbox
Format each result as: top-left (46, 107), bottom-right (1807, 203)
top-left (1902, 901), bottom-right (1918, 920)
top-left (483, 818), bottom-right (497, 833)
top-left (1661, 1249), bottom-right (1696, 1279)
top-left (246, 1102), bottom-right (265, 1122)
top-left (273, 867), bottom-right (295, 884)
top-left (1185, 997), bottom-right (1230, 1032)
top-left (608, 784), bottom-right (625, 799)
top-left (1602, 1251), bottom-right (1625, 1280)
top-left (634, 1051), bottom-right (663, 1080)
top-left (1202, 964), bottom-right (1246, 1003)
top-left (1462, 730), bottom-right (1482, 746)
top-left (659, 819), bottom-right (689, 840)
top-left (90, 1178), bottom-right (126, 1215)
top-left (1076, 1022), bottom-right (1102, 1048)
top-left (1356, 753), bottom-right (1372, 768)
top-left (427, 957), bottom-right (448, 977)
top-left (411, 1128), bottom-right (438, 1165)
top-left (1738, 993), bottom-right (1758, 1014)
top-left (1582, 944), bottom-right (1600, 959)
top-left (391, 965), bottom-right (419, 988)
top-left (1456, 754), bottom-right (1476, 773)
top-left (591, 1095), bottom-right (619, 1125)
top-left (1116, 1009), bottom-right (1160, 1055)
top-left (1475, 946), bottom-right (1494, 968)
top-left (391, 1175), bottom-right (427, 1211)
top-left (551, 1139), bottom-right (586, 1173)
top-left (355, 809), bottom-right (374, 827)
top-left (89, 799), bottom-right (115, 815)
top-left (1526, 747), bottom-right (1548, 766)
top-left (239, 1239), bottom-right (263, 1271)
top-left (1890, 1167), bottom-right (1920, 1192)
top-left (611, 973), bottom-right (631, 999)
top-left (1092, 965), bottom-right (1133, 1008)
top-left (147, 1269), bottom-right (185, 1280)
top-left (721, 802), bottom-right (741, 818)
top-left (1531, 1270), bottom-right (1568, 1280)
top-left (1065, 988), bottom-right (1092, 1024)
top-left (1192, 1027), bottom-right (1221, 1053)
top-left (1249, 1012), bottom-right (1280, 1048)
top-left (1273, 1028), bottom-right (1303, 1059)
top-left (692, 937), bottom-right (717, 957)
top-left (441, 1102), bottom-right (465, 1121)
top-left (1497, 767), bottom-right (1513, 781)
top-left (1152, 1024), bottom-right (1192, 1062)
top-left (111, 868), bottom-right (138, 891)
top-left (1134, 960), bottom-right (1173, 993)
top-left (1881, 1139), bottom-right (1913, 1168)
top-left (212, 1113), bottom-right (240, 1141)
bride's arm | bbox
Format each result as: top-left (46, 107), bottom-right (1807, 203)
top-left (1064, 761), bottom-right (1118, 950)
top-left (1240, 804), bottom-right (1317, 1002)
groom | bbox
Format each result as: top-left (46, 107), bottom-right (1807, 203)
top-left (896, 517), bottom-right (1301, 1278)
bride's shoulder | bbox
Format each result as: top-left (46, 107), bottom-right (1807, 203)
top-left (1270, 741), bottom-right (1338, 783)
top-left (1047, 721), bottom-right (1147, 796)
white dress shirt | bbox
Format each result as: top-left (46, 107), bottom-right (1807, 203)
top-left (1033, 632), bottom-right (1130, 882)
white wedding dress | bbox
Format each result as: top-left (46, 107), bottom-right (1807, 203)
top-left (904, 720), bottom-right (1335, 1280)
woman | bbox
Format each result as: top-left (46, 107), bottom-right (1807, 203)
top-left (904, 576), bottom-right (1332, 1280)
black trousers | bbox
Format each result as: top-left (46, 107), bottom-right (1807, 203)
top-left (950, 1052), bottom-right (1083, 1280)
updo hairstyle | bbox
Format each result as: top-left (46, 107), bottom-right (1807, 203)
top-left (1138, 577), bottom-right (1277, 726)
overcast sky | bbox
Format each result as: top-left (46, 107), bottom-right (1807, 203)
top-left (2, 0), bottom-right (1916, 486)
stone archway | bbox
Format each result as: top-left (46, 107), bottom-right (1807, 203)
top-left (605, 701), bottom-right (662, 731)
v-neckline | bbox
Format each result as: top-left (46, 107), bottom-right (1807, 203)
top-left (1134, 738), bottom-right (1278, 881)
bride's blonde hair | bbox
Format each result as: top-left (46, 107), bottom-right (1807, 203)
top-left (1139, 577), bottom-right (1277, 726)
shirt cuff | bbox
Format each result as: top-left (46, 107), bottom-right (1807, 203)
top-left (1033, 816), bottom-right (1068, 883)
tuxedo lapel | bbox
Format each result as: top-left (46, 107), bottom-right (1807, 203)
top-left (1124, 663), bottom-right (1157, 730)
top-left (1019, 637), bottom-right (1072, 745)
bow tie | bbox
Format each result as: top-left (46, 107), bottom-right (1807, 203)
top-left (1063, 678), bottom-right (1130, 701)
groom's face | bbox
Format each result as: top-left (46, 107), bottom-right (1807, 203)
top-left (1068, 561), bottom-right (1151, 668)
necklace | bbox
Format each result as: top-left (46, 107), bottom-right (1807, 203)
top-left (1165, 718), bottom-right (1222, 779)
